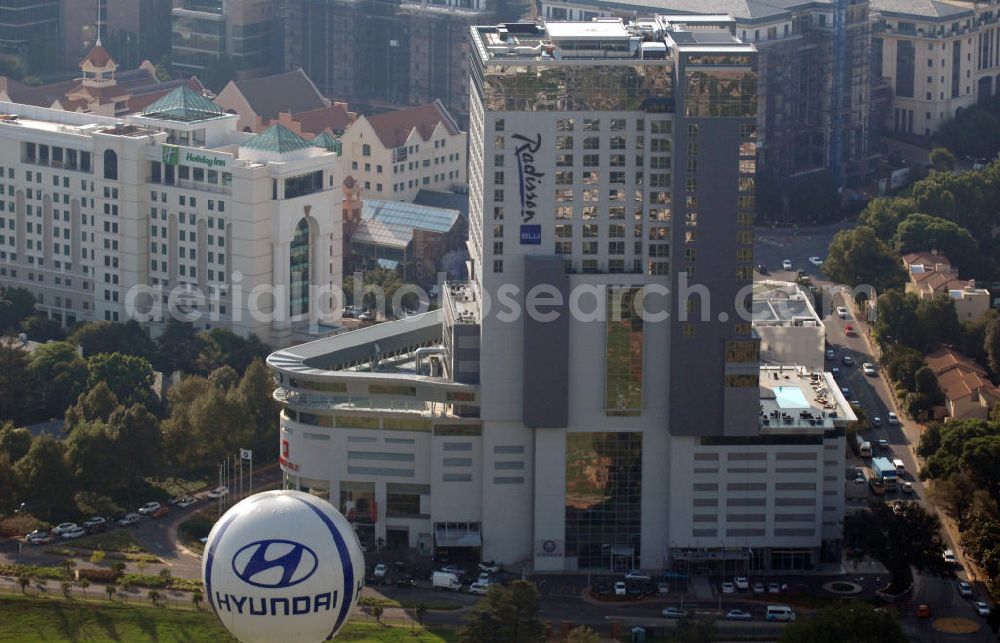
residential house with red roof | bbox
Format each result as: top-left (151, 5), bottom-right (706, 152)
top-left (925, 347), bottom-right (1000, 421)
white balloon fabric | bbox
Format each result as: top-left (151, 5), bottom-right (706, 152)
top-left (202, 490), bottom-right (365, 643)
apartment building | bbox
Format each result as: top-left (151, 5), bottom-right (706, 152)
top-left (61, 0), bottom-right (172, 69)
top-left (339, 101), bottom-right (466, 202)
top-left (752, 280), bottom-right (826, 371)
top-left (282, 0), bottom-right (495, 125)
top-left (269, 17), bottom-right (850, 574)
top-left (171, 0), bottom-right (279, 81)
top-left (0, 0), bottom-right (60, 72)
top-left (0, 84), bottom-right (344, 347)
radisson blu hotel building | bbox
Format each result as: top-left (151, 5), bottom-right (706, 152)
top-left (268, 14), bottom-right (854, 574)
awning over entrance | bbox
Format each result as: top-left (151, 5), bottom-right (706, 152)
top-left (435, 524), bottom-right (482, 547)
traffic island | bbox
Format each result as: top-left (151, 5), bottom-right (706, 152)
top-left (932, 617), bottom-right (980, 634)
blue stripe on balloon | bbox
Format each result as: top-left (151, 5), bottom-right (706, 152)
top-left (293, 494), bottom-right (357, 638)
top-left (204, 510), bottom-right (240, 619)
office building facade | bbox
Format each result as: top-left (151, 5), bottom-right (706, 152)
top-left (0, 85), bottom-right (343, 346)
top-left (0, 0), bottom-right (60, 72)
top-left (172, 0), bottom-right (279, 81)
top-left (270, 17), bottom-right (848, 572)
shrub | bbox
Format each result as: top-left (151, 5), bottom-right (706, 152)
top-left (77, 568), bottom-right (121, 583)
top-left (0, 516), bottom-right (48, 538)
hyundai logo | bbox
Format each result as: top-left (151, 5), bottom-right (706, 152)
top-left (231, 539), bottom-right (319, 589)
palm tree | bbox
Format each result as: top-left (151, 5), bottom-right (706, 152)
top-left (78, 579), bottom-right (90, 597)
top-left (192, 589), bottom-right (203, 611)
top-left (149, 590), bottom-right (161, 607)
top-left (371, 605), bottom-right (384, 625)
top-left (105, 584), bottom-right (117, 601)
top-left (61, 581), bottom-right (72, 598)
top-left (17, 575), bottom-right (30, 594)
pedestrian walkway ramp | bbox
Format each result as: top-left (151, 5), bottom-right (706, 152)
top-left (690, 574), bottom-right (714, 600)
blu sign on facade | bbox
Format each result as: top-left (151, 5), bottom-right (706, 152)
top-left (202, 490), bottom-right (365, 643)
top-left (513, 132), bottom-right (544, 245)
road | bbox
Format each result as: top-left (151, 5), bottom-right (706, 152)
top-left (755, 226), bottom-right (996, 641)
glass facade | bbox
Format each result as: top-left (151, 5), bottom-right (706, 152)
top-left (605, 287), bottom-right (643, 416)
top-left (565, 432), bottom-right (642, 569)
top-left (683, 69), bottom-right (757, 118)
top-left (895, 40), bottom-right (915, 98)
top-left (473, 63), bottom-right (675, 112)
top-left (289, 218), bottom-right (310, 317)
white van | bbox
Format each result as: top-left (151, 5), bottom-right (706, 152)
top-left (432, 571), bottom-right (461, 591)
top-left (892, 458), bottom-right (905, 474)
top-left (765, 605), bottom-right (796, 622)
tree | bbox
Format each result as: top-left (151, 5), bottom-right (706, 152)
top-left (0, 423), bottom-right (33, 463)
top-left (894, 213), bottom-right (980, 274)
top-left (914, 366), bottom-right (943, 402)
top-left (935, 102), bottom-right (1000, 160)
top-left (106, 584), bottom-right (117, 601)
top-left (0, 339), bottom-right (38, 425)
top-left (161, 375), bottom-right (252, 472)
top-left (192, 589), bottom-right (203, 610)
top-left (929, 147), bottom-right (957, 172)
top-left (29, 341), bottom-right (87, 419)
top-left (20, 314), bottom-right (65, 342)
top-left (86, 353), bottom-right (155, 408)
top-left (671, 615), bottom-right (717, 643)
top-left (986, 317), bottom-right (1000, 376)
top-left (65, 381), bottom-right (120, 428)
top-left (843, 501), bottom-right (950, 590)
top-left (156, 318), bottom-right (203, 374)
top-left (69, 320), bottom-right (157, 361)
top-left (459, 581), bottom-right (545, 643)
top-left (18, 575), bottom-right (29, 594)
top-left (238, 360), bottom-right (280, 459)
top-left (14, 435), bottom-right (74, 520)
top-left (208, 365), bottom-right (239, 390)
top-left (883, 345), bottom-right (924, 391)
top-left (858, 197), bottom-right (917, 241)
top-left (90, 548), bottom-right (106, 565)
top-left (0, 287), bottom-right (37, 332)
top-left (149, 589), bottom-right (161, 607)
top-left (928, 471), bottom-right (980, 530)
top-left (371, 605), bottom-right (384, 624)
top-left (78, 578), bottom-right (90, 595)
top-left (0, 454), bottom-right (18, 514)
top-left (565, 626), bottom-right (600, 643)
top-left (779, 603), bottom-right (906, 643)
top-left (66, 420), bottom-right (120, 496)
top-left (961, 434), bottom-right (1000, 500)
top-left (108, 404), bottom-right (163, 493)
top-left (61, 580), bottom-right (72, 598)
top-left (823, 226), bottom-right (905, 292)
top-left (873, 291), bottom-right (922, 351)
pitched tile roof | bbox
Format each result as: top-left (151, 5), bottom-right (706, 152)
top-left (925, 347), bottom-right (988, 377)
top-left (925, 347), bottom-right (999, 406)
top-left (902, 251), bottom-right (951, 268)
top-left (81, 44), bottom-right (114, 68)
top-left (229, 69), bottom-right (327, 121)
top-left (244, 123), bottom-right (313, 153)
top-left (870, 0), bottom-right (973, 20)
top-left (289, 104), bottom-right (355, 136)
top-left (364, 99), bottom-right (460, 149)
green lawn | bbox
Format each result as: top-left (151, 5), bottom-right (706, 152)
top-left (0, 595), bottom-right (457, 642)
top-left (67, 530), bottom-right (146, 554)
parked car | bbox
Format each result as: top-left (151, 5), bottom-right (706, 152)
top-left (959, 581), bottom-right (973, 597)
top-left (756, 264), bottom-right (768, 275)
top-left (25, 529), bottom-right (52, 545)
top-left (734, 576), bottom-right (749, 591)
top-left (614, 581), bottom-right (627, 596)
top-left (831, 367), bottom-right (840, 378)
top-left (809, 256), bottom-right (824, 267)
top-left (624, 569), bottom-right (650, 581)
top-left (656, 582), bottom-right (670, 595)
top-left (478, 560), bottom-right (499, 573)
top-left (176, 496), bottom-right (198, 509)
top-left (726, 609), bottom-right (753, 621)
top-left (901, 481), bottom-right (914, 493)
top-left (662, 607), bottom-right (687, 619)
top-left (117, 512), bottom-right (141, 527)
top-left (440, 565), bottom-right (465, 578)
top-left (342, 306), bottom-right (355, 319)
top-left (871, 416), bottom-right (882, 428)
top-left (841, 386), bottom-right (851, 397)
top-left (877, 439), bottom-right (889, 449)
top-left (768, 582), bottom-right (782, 594)
top-left (373, 564), bottom-right (388, 579)
top-left (863, 362), bottom-right (877, 376)
top-left (887, 412), bottom-right (899, 426)
top-left (82, 516), bottom-right (107, 531)
top-left (975, 601), bottom-right (991, 617)
top-left (721, 581), bottom-right (735, 594)
top-left (837, 306), bottom-right (849, 319)
top-left (825, 349), bottom-right (836, 360)
top-left (60, 526), bottom-right (86, 540)
top-left (468, 582), bottom-right (491, 595)
top-left (358, 312), bottom-right (374, 322)
top-left (395, 576), bottom-right (416, 588)
top-left (137, 502), bottom-right (161, 515)
top-left (52, 522), bottom-right (79, 536)
top-left (752, 582), bottom-right (765, 594)
top-left (782, 259), bottom-right (792, 271)
top-left (843, 324), bottom-right (857, 337)
top-left (207, 486), bottom-right (229, 499)
top-left (943, 549), bottom-right (957, 564)
top-left (151, 506), bottom-right (169, 518)
top-left (842, 355), bottom-right (854, 366)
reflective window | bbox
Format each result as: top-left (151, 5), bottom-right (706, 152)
top-left (565, 432), bottom-right (642, 569)
top-left (289, 218), bottom-right (310, 317)
top-left (606, 288), bottom-right (643, 416)
top-left (684, 70), bottom-right (757, 118)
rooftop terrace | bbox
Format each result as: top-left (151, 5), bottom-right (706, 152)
top-left (759, 365), bottom-right (855, 431)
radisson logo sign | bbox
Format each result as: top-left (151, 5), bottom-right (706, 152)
top-left (512, 133), bottom-right (544, 246)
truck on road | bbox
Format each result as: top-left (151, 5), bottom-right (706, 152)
top-left (854, 433), bottom-right (872, 458)
top-left (872, 457), bottom-right (898, 489)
